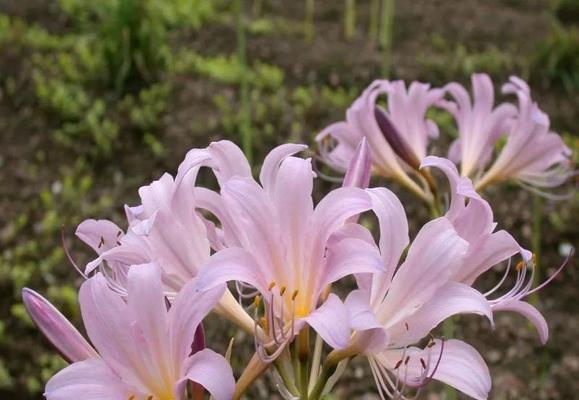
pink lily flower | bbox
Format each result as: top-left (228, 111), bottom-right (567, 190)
top-left (75, 145), bottom-right (255, 334)
top-left (43, 263), bottom-right (235, 400)
top-left (320, 187), bottom-right (493, 399)
top-left (422, 156), bottom-right (564, 344)
top-left (438, 73), bottom-right (517, 178)
top-left (316, 80), bottom-right (444, 201)
top-left (22, 288), bottom-right (98, 363)
top-left (475, 77), bottom-right (573, 191)
top-left (191, 141), bottom-right (385, 360)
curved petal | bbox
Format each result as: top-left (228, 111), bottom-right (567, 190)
top-left (308, 187), bottom-right (371, 264)
top-left (323, 237), bottom-right (384, 290)
top-left (79, 274), bottom-right (145, 391)
top-left (302, 294), bottom-right (351, 349)
top-left (75, 219), bottom-right (123, 254)
top-left (260, 143), bottom-right (308, 193)
top-left (364, 187), bottom-right (409, 305)
top-left (195, 247), bottom-right (268, 294)
top-left (272, 157), bottom-right (314, 280)
top-left (344, 290), bottom-right (389, 353)
top-left (387, 282), bottom-right (493, 348)
top-left (457, 230), bottom-right (527, 285)
top-left (181, 349), bottom-right (235, 400)
top-left (220, 177), bottom-right (283, 277)
top-left (377, 339), bottom-right (491, 400)
top-left (208, 140), bottom-right (252, 186)
top-left (169, 279), bottom-right (226, 365)
top-left (45, 358), bottom-right (133, 400)
top-left (492, 300), bottom-right (548, 344)
top-left (377, 218), bottom-right (468, 328)
top-left (126, 264), bottom-right (171, 378)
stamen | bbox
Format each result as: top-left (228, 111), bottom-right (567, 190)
top-left (292, 289), bottom-right (299, 301)
top-left (253, 295), bottom-right (262, 308)
top-left (420, 358), bottom-right (426, 370)
top-left (268, 281), bottom-right (276, 291)
top-left (98, 236), bottom-right (105, 248)
top-left (394, 359), bottom-right (403, 370)
top-left (279, 286), bottom-right (287, 296)
top-left (61, 226), bottom-right (89, 280)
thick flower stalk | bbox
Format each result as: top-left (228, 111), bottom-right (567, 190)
top-left (25, 263), bottom-right (235, 400)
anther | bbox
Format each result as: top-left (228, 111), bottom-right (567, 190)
top-left (98, 236), bottom-right (105, 248)
top-left (420, 358), bottom-right (427, 370)
top-left (394, 359), bottom-right (403, 370)
top-left (515, 260), bottom-right (525, 272)
top-left (405, 322), bottom-right (409, 331)
top-left (279, 286), bottom-right (287, 296)
top-left (291, 289), bottom-right (299, 300)
top-left (253, 295), bottom-right (262, 308)
top-left (117, 230), bottom-right (122, 237)
top-left (404, 356), bottom-right (410, 365)
top-left (268, 281), bottom-right (276, 291)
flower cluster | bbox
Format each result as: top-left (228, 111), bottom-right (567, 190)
top-left (23, 74), bottom-right (572, 400)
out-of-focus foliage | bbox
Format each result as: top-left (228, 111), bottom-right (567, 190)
top-left (535, 24), bottom-right (579, 92)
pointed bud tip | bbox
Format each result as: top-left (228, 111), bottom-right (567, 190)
top-left (343, 138), bottom-right (372, 188)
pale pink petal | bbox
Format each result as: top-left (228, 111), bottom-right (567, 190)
top-left (168, 278), bottom-right (225, 366)
top-left (322, 237), bottom-right (385, 291)
top-left (308, 187), bottom-right (371, 264)
top-left (316, 121), bottom-right (363, 172)
top-left (272, 156), bottom-right (314, 281)
top-left (421, 156), bottom-right (466, 219)
top-left (456, 230), bottom-right (526, 285)
top-left (363, 187), bottom-right (409, 305)
top-left (181, 349), bottom-right (235, 400)
top-left (195, 247), bottom-right (268, 294)
top-left (260, 143), bottom-right (308, 193)
top-left (344, 290), bottom-right (389, 353)
top-left (220, 177), bottom-right (283, 276)
top-left (22, 288), bottom-right (97, 363)
top-left (79, 274), bottom-right (146, 390)
top-left (492, 300), bottom-right (548, 344)
top-left (376, 218), bottom-right (468, 328)
top-left (45, 358), bottom-right (133, 400)
top-left (302, 294), bottom-right (351, 349)
top-left (126, 264), bottom-right (171, 377)
top-left (378, 339), bottom-right (491, 400)
top-left (75, 219), bottom-right (123, 254)
top-left (208, 140), bottom-right (252, 186)
top-left (387, 282), bottom-right (493, 348)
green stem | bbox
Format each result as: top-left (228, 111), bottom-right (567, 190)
top-left (297, 329), bottom-right (310, 399)
top-left (379, 0), bottom-right (395, 76)
top-left (344, 0), bottom-right (356, 39)
top-left (369, 0), bottom-right (379, 41)
top-left (235, 0), bottom-right (253, 163)
top-left (304, 0), bottom-right (315, 42)
top-left (308, 333), bottom-right (324, 393)
top-left (530, 194), bottom-right (542, 305)
top-left (309, 363), bottom-right (336, 400)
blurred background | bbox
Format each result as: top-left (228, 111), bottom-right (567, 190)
top-left (0, 0), bottom-right (577, 399)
